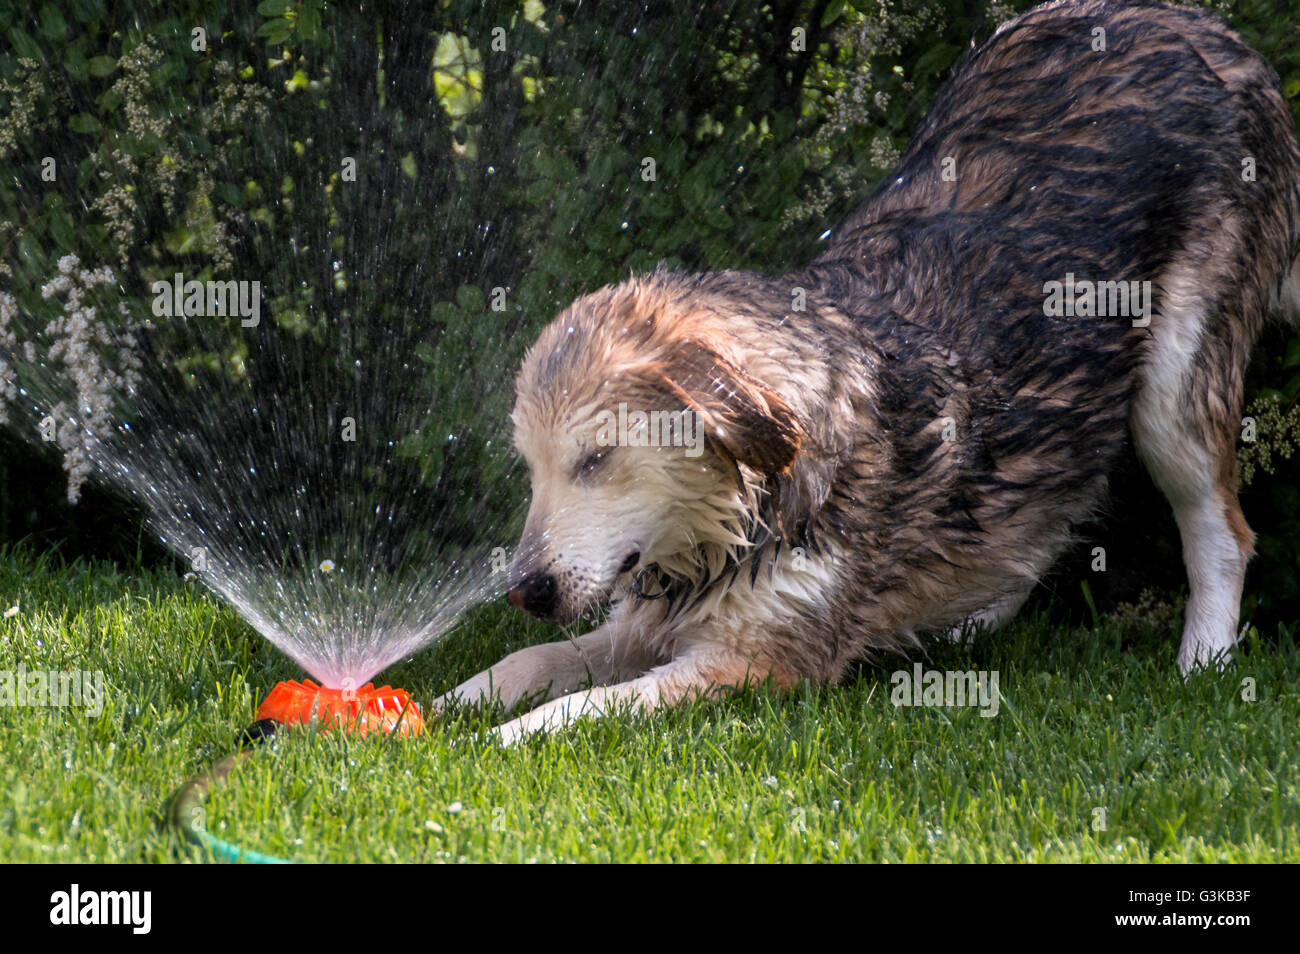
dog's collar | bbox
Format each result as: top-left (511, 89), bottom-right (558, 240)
top-left (631, 567), bottom-right (671, 600)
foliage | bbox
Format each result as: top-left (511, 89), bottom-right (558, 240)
top-left (0, 0), bottom-right (1298, 625)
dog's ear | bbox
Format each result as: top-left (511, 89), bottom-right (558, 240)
top-left (649, 337), bottom-right (802, 474)
top-left (769, 453), bottom-right (836, 545)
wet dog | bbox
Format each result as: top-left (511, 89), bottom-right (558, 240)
top-left (447, 0), bottom-right (1300, 743)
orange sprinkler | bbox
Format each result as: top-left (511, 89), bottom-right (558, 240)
top-left (256, 679), bottom-right (424, 737)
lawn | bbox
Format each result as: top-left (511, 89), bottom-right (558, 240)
top-left (0, 543), bottom-right (1296, 863)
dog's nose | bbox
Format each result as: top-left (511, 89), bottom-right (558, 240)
top-left (507, 572), bottom-right (557, 617)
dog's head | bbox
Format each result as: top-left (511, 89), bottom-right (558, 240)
top-left (505, 276), bottom-right (804, 622)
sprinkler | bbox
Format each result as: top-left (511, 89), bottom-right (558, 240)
top-left (256, 678), bottom-right (424, 736)
top-left (169, 678), bottom-right (423, 863)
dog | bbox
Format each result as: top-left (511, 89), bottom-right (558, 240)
top-left (445, 0), bottom-right (1300, 744)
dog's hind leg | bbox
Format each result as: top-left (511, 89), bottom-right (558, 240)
top-left (1131, 265), bottom-right (1258, 674)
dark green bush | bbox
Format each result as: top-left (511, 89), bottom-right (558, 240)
top-left (1, 0), bottom-right (1298, 630)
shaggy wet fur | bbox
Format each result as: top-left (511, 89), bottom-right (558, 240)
top-left (445, 0), bottom-right (1300, 743)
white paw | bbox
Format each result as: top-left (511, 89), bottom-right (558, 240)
top-left (443, 670), bottom-right (499, 708)
top-left (492, 678), bottom-right (658, 746)
top-left (493, 693), bottom-right (599, 746)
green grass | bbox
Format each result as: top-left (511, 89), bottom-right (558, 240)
top-left (0, 543), bottom-right (1297, 863)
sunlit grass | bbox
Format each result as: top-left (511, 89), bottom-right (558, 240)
top-left (0, 543), bottom-right (1296, 862)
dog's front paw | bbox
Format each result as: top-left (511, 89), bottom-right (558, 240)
top-left (439, 669), bottom-right (500, 710)
top-left (492, 692), bottom-right (599, 746)
top-left (492, 678), bottom-right (660, 746)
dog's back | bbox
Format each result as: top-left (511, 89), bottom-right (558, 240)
top-left (824, 0), bottom-right (1299, 281)
top-left (794, 0), bottom-right (1300, 670)
top-left (805, 0), bottom-right (1299, 382)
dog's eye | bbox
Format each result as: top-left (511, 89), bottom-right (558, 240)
top-left (578, 449), bottom-right (609, 477)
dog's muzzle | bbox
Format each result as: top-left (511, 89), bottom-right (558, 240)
top-left (507, 571), bottom-right (558, 618)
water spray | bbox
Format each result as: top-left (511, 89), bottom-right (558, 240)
top-left (0, 8), bottom-right (529, 866)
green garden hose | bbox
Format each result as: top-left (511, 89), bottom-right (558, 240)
top-left (168, 719), bottom-right (292, 864)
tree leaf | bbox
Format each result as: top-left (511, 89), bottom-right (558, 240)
top-left (299, 4), bottom-right (322, 42)
top-left (64, 48), bottom-right (88, 82)
top-left (7, 27), bottom-right (43, 60)
top-left (820, 0), bottom-right (847, 27)
top-left (87, 55), bottom-right (117, 76)
top-left (214, 181), bottom-right (244, 207)
top-left (455, 285), bottom-right (485, 312)
top-left (68, 112), bottom-right (100, 134)
top-left (256, 18), bottom-right (293, 44)
top-left (39, 4), bottom-right (68, 42)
